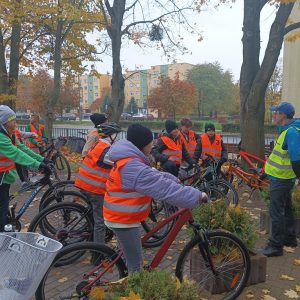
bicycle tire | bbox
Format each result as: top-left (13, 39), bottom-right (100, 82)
top-left (36, 242), bottom-right (127, 300)
top-left (208, 180), bottom-right (239, 206)
top-left (39, 190), bottom-right (89, 211)
top-left (28, 202), bottom-right (94, 246)
top-left (40, 180), bottom-right (76, 205)
top-left (175, 230), bottom-right (251, 300)
top-left (52, 152), bottom-right (71, 180)
top-left (141, 201), bottom-right (178, 248)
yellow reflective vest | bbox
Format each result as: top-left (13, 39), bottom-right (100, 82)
top-left (265, 127), bottom-right (300, 179)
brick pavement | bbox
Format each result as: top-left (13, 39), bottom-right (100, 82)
top-left (11, 181), bottom-right (300, 300)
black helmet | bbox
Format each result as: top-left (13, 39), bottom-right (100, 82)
top-left (97, 122), bottom-right (122, 138)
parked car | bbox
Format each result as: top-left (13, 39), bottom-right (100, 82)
top-left (82, 113), bottom-right (93, 120)
top-left (132, 113), bottom-right (146, 120)
top-left (120, 112), bottom-right (132, 120)
top-left (16, 112), bottom-right (30, 120)
top-left (61, 113), bottom-right (76, 121)
top-left (146, 114), bottom-right (154, 120)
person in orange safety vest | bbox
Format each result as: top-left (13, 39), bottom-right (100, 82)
top-left (178, 118), bottom-right (198, 158)
top-left (151, 120), bottom-right (195, 177)
top-left (193, 123), bottom-right (228, 174)
top-left (103, 123), bottom-right (208, 273)
top-left (74, 122), bottom-right (121, 258)
top-left (25, 113), bottom-right (47, 153)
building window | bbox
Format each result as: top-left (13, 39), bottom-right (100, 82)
top-left (94, 86), bottom-right (98, 89)
top-left (94, 93), bottom-right (98, 97)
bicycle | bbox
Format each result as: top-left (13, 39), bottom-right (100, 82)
top-left (8, 172), bottom-right (55, 231)
top-left (0, 232), bottom-right (62, 300)
top-left (36, 204), bottom-right (251, 300)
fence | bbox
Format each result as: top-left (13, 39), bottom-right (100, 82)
top-left (17, 126), bottom-right (275, 153)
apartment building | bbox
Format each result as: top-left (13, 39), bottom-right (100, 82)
top-left (124, 63), bottom-right (194, 113)
top-left (79, 73), bottom-right (111, 111)
top-left (282, 1), bottom-right (300, 117)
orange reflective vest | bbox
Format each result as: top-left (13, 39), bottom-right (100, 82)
top-left (15, 129), bottom-right (22, 142)
top-left (103, 157), bottom-right (151, 224)
top-left (161, 136), bottom-right (183, 165)
top-left (178, 130), bottom-right (197, 157)
top-left (201, 133), bottom-right (222, 159)
top-left (0, 137), bottom-right (16, 172)
top-left (27, 123), bottom-right (44, 148)
top-left (75, 141), bottom-right (111, 195)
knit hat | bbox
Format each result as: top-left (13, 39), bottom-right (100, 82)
top-left (127, 123), bottom-right (153, 150)
top-left (0, 105), bottom-right (16, 124)
top-left (165, 120), bottom-right (178, 134)
top-left (90, 113), bottom-right (107, 127)
top-left (205, 123), bottom-right (215, 132)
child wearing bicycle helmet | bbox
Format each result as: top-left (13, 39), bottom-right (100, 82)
top-left (82, 113), bottom-right (107, 158)
top-left (75, 122), bottom-right (121, 263)
top-left (0, 105), bottom-right (52, 231)
top-left (103, 123), bottom-right (208, 273)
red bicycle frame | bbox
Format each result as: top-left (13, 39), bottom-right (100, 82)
top-left (82, 208), bottom-right (193, 290)
top-left (239, 149), bottom-right (266, 169)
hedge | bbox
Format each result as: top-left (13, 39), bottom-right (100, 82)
top-left (222, 123), bottom-right (277, 134)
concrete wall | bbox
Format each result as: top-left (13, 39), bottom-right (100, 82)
top-left (282, 1), bottom-right (300, 117)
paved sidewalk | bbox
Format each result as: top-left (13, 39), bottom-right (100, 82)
top-left (11, 181), bottom-right (300, 300)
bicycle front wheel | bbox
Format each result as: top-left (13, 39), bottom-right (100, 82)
top-left (208, 180), bottom-right (239, 206)
top-left (176, 230), bottom-right (250, 300)
top-left (36, 242), bottom-right (127, 300)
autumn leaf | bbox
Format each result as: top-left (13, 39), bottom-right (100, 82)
top-left (90, 287), bottom-right (105, 300)
top-left (175, 278), bottom-right (181, 291)
top-left (261, 295), bottom-right (277, 300)
top-left (262, 289), bottom-right (270, 294)
top-left (284, 247), bottom-right (295, 253)
top-left (58, 277), bottom-right (68, 283)
top-left (294, 259), bottom-right (300, 266)
top-left (284, 290), bottom-right (299, 299)
top-left (295, 285), bottom-right (300, 292)
top-left (281, 274), bottom-right (295, 281)
top-left (120, 291), bottom-right (143, 300)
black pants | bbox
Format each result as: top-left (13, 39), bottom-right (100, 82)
top-left (161, 160), bottom-right (179, 177)
top-left (269, 179), bottom-right (296, 248)
top-left (0, 183), bottom-right (10, 231)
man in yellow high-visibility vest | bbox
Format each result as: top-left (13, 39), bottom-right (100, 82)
top-left (262, 102), bottom-right (300, 257)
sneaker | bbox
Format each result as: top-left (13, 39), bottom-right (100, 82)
top-left (261, 245), bottom-right (283, 257)
top-left (284, 239), bottom-right (298, 248)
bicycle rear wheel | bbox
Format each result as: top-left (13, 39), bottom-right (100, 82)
top-left (141, 201), bottom-right (178, 248)
top-left (52, 153), bottom-right (71, 180)
top-left (36, 242), bottom-right (127, 300)
top-left (176, 230), bottom-right (251, 300)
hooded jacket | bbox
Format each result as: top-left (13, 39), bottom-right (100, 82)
top-left (106, 139), bottom-right (201, 209)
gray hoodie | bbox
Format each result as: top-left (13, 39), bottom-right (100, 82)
top-left (107, 139), bottom-right (202, 209)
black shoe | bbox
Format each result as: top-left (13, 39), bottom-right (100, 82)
top-left (284, 240), bottom-right (298, 248)
top-left (262, 245), bottom-right (283, 257)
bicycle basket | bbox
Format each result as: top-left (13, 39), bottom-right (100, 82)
top-left (0, 232), bottom-right (62, 300)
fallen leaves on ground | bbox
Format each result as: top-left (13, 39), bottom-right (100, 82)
top-left (295, 285), bottom-right (300, 292)
top-left (58, 277), bottom-right (68, 283)
top-left (261, 295), bottom-right (277, 300)
top-left (262, 289), bottom-right (270, 294)
top-left (89, 287), bottom-right (105, 300)
top-left (284, 289), bottom-right (299, 299)
top-left (120, 291), bottom-right (143, 300)
top-left (294, 259), bottom-right (300, 266)
top-left (281, 275), bottom-right (295, 281)
top-left (284, 247), bottom-right (295, 253)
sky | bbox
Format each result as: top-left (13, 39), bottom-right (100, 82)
top-left (92, 2), bottom-right (279, 82)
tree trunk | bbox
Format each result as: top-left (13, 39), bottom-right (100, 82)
top-left (240, 1), bottom-right (294, 163)
top-left (0, 29), bottom-right (8, 95)
top-left (7, 0), bottom-right (21, 110)
top-left (45, 20), bottom-right (64, 139)
top-left (106, 1), bottom-right (126, 122)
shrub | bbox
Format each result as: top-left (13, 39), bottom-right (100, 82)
top-left (89, 269), bottom-right (201, 300)
top-left (191, 200), bottom-right (259, 250)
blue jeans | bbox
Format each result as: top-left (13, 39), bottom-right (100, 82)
top-left (269, 179), bottom-right (296, 248)
top-left (0, 183), bottom-right (10, 231)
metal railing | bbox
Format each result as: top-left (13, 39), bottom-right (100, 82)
top-left (17, 126), bottom-right (275, 153)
